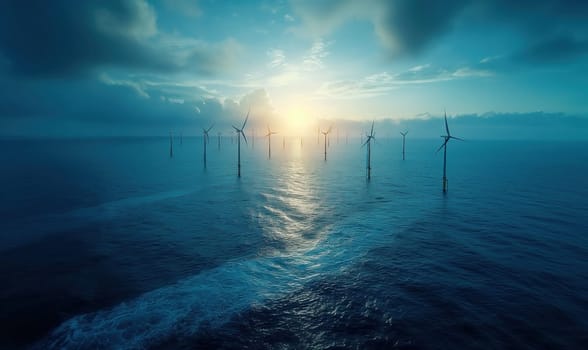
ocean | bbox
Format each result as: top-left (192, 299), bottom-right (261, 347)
top-left (0, 137), bottom-right (587, 349)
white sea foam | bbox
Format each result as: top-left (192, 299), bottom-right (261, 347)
top-left (36, 205), bottom-right (405, 350)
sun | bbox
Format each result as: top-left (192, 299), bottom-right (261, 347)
top-left (281, 106), bottom-right (314, 137)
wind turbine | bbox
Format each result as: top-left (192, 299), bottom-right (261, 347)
top-left (202, 124), bottom-right (214, 167)
top-left (321, 126), bottom-right (332, 161)
top-left (265, 126), bottom-right (277, 159)
top-left (218, 132), bottom-right (221, 150)
top-left (233, 110), bottom-right (249, 177)
top-left (437, 111), bottom-right (463, 192)
top-left (363, 121), bottom-right (376, 180)
top-left (400, 131), bottom-right (408, 160)
top-left (169, 131), bottom-right (173, 158)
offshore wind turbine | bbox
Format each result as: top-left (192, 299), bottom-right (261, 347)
top-left (437, 111), bottom-right (463, 192)
top-left (233, 110), bottom-right (249, 177)
top-left (363, 121), bottom-right (376, 180)
top-left (321, 126), bottom-right (332, 161)
top-left (218, 132), bottom-right (221, 150)
top-left (400, 131), bottom-right (408, 160)
top-left (265, 126), bottom-right (277, 159)
top-left (202, 124), bottom-right (214, 167)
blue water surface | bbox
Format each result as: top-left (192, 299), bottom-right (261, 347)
top-left (0, 137), bottom-right (587, 349)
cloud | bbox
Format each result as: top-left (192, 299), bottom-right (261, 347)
top-left (0, 0), bottom-right (240, 78)
top-left (316, 64), bottom-right (493, 99)
top-left (514, 35), bottom-right (588, 64)
top-left (99, 73), bottom-right (150, 98)
top-left (0, 71), bottom-right (276, 137)
top-left (290, 0), bottom-right (467, 56)
top-left (320, 112), bottom-right (588, 141)
top-left (373, 0), bottom-right (468, 56)
top-left (303, 40), bottom-right (330, 71)
top-left (267, 49), bottom-right (286, 68)
top-left (164, 0), bottom-right (201, 18)
top-left (291, 0), bottom-right (588, 61)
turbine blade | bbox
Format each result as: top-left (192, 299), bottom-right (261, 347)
top-left (207, 124), bottom-right (214, 132)
top-left (450, 136), bottom-right (465, 141)
top-left (370, 121), bottom-right (374, 137)
top-left (241, 130), bottom-right (248, 144)
top-left (436, 139), bottom-right (449, 153)
top-left (242, 109), bottom-right (250, 129)
top-left (444, 111), bottom-right (450, 136)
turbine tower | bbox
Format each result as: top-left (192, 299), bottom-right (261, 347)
top-left (437, 111), bottom-right (463, 192)
top-left (363, 121), bottom-right (376, 180)
top-left (217, 132), bottom-right (221, 150)
top-left (321, 126), bottom-right (332, 161)
top-left (202, 124), bottom-right (214, 167)
top-left (265, 126), bottom-right (277, 159)
top-left (400, 131), bottom-right (408, 160)
top-left (233, 110), bottom-right (250, 177)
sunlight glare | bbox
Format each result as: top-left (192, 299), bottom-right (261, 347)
top-left (283, 106), bottom-right (313, 137)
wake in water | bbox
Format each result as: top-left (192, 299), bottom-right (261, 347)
top-left (35, 186), bottom-right (419, 349)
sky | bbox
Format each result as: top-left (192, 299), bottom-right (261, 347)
top-left (0, 0), bottom-right (587, 138)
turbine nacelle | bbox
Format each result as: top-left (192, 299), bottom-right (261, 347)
top-left (437, 113), bottom-right (463, 152)
top-left (265, 126), bottom-right (277, 137)
top-left (362, 121), bottom-right (376, 147)
top-left (320, 126), bottom-right (332, 135)
top-left (203, 124), bottom-right (214, 142)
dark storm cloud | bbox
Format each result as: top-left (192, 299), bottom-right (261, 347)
top-left (290, 0), bottom-right (468, 56)
top-left (515, 36), bottom-right (588, 64)
top-left (0, 0), bottom-right (238, 78)
top-left (374, 0), bottom-right (469, 56)
top-left (291, 0), bottom-right (588, 60)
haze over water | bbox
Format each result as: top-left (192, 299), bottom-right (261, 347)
top-left (1, 137), bottom-right (587, 349)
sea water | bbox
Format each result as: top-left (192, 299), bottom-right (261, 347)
top-left (0, 137), bottom-right (587, 349)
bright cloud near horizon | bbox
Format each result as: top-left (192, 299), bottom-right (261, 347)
top-left (0, 0), bottom-right (587, 137)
